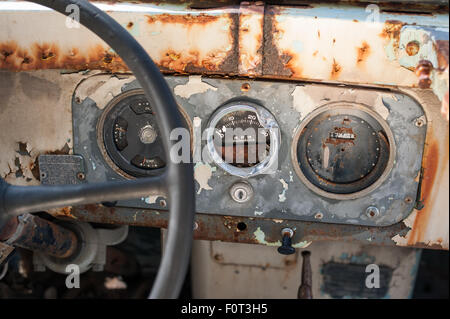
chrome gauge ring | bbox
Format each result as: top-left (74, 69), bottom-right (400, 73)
top-left (206, 101), bottom-right (280, 178)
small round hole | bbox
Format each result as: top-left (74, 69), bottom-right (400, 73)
top-left (236, 222), bottom-right (247, 231)
top-left (241, 83), bottom-right (250, 92)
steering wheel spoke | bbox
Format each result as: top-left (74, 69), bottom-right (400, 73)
top-left (0, 0), bottom-right (195, 299)
top-left (0, 175), bottom-right (167, 216)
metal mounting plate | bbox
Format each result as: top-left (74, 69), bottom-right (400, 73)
top-left (72, 75), bottom-right (427, 227)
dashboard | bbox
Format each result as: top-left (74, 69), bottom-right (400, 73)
top-left (69, 75), bottom-right (426, 227)
top-left (0, 1), bottom-right (448, 250)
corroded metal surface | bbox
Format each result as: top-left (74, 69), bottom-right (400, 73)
top-left (391, 88), bottom-right (449, 250)
top-left (70, 204), bottom-right (411, 248)
top-left (0, 2), bottom-right (241, 74)
top-left (0, 1), bottom-right (448, 90)
top-left (263, 5), bottom-right (448, 86)
top-left (3, 213), bottom-right (78, 258)
top-left (0, 1), bottom-right (448, 250)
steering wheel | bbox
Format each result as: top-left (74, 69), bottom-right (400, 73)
top-left (0, 0), bottom-right (195, 299)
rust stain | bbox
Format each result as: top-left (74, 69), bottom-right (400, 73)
top-left (0, 41), bottom-right (128, 72)
top-left (262, 7), bottom-right (293, 77)
top-left (238, 7), bottom-right (264, 75)
top-left (435, 40), bottom-right (449, 70)
top-left (145, 13), bottom-right (220, 25)
top-left (380, 20), bottom-right (405, 40)
top-left (379, 20), bottom-right (405, 51)
top-left (407, 138), bottom-right (439, 245)
top-left (330, 58), bottom-right (342, 79)
top-left (356, 41), bottom-right (371, 64)
top-left (406, 40), bottom-right (420, 57)
top-left (51, 206), bottom-right (77, 219)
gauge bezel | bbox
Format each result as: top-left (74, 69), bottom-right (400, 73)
top-left (206, 101), bottom-right (280, 178)
top-left (291, 102), bottom-right (396, 200)
top-left (97, 89), bottom-right (192, 179)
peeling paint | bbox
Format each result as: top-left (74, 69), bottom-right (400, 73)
top-left (194, 162), bottom-right (216, 194)
top-left (374, 95), bottom-right (391, 120)
top-left (144, 195), bottom-right (163, 204)
top-left (278, 178), bottom-right (288, 202)
top-left (0, 70), bottom-right (82, 185)
top-left (174, 75), bottom-right (217, 99)
top-left (291, 86), bottom-right (315, 120)
top-left (253, 227), bottom-right (282, 247)
top-left (75, 75), bottom-right (134, 109)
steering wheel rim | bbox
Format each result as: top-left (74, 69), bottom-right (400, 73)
top-left (0, 0), bottom-right (195, 299)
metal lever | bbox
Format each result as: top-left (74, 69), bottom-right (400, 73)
top-left (298, 251), bottom-right (313, 299)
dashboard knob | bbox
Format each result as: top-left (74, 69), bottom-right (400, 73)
top-left (277, 228), bottom-right (295, 255)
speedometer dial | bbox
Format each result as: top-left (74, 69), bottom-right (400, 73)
top-left (206, 101), bottom-right (280, 177)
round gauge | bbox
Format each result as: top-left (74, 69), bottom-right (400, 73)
top-left (98, 89), bottom-right (190, 178)
top-left (291, 103), bottom-right (395, 200)
top-left (206, 101), bottom-right (280, 177)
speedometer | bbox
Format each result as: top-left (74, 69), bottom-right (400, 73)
top-left (206, 101), bottom-right (280, 177)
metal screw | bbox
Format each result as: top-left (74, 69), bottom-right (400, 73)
top-left (314, 212), bottom-right (323, 220)
top-left (76, 172), bottom-right (85, 180)
top-left (414, 116), bottom-right (426, 127)
top-left (406, 41), bottom-right (420, 56)
top-left (366, 206), bottom-right (380, 218)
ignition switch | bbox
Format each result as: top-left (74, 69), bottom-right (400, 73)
top-left (229, 182), bottom-right (254, 203)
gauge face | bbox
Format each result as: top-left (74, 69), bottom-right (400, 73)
top-left (213, 110), bottom-right (270, 168)
top-left (99, 90), bottom-right (166, 177)
top-left (207, 101), bottom-right (280, 177)
top-left (292, 104), bottom-right (395, 199)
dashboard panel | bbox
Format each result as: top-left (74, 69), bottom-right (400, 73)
top-left (71, 74), bottom-right (426, 227)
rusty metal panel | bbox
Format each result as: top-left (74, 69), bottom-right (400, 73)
top-left (391, 88), bottom-right (449, 250)
top-left (238, 2), bottom-right (264, 75)
top-left (263, 4), bottom-right (448, 86)
top-left (1, 2), bottom-right (448, 89)
top-left (70, 205), bottom-right (409, 248)
top-left (0, 1), bottom-right (239, 74)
